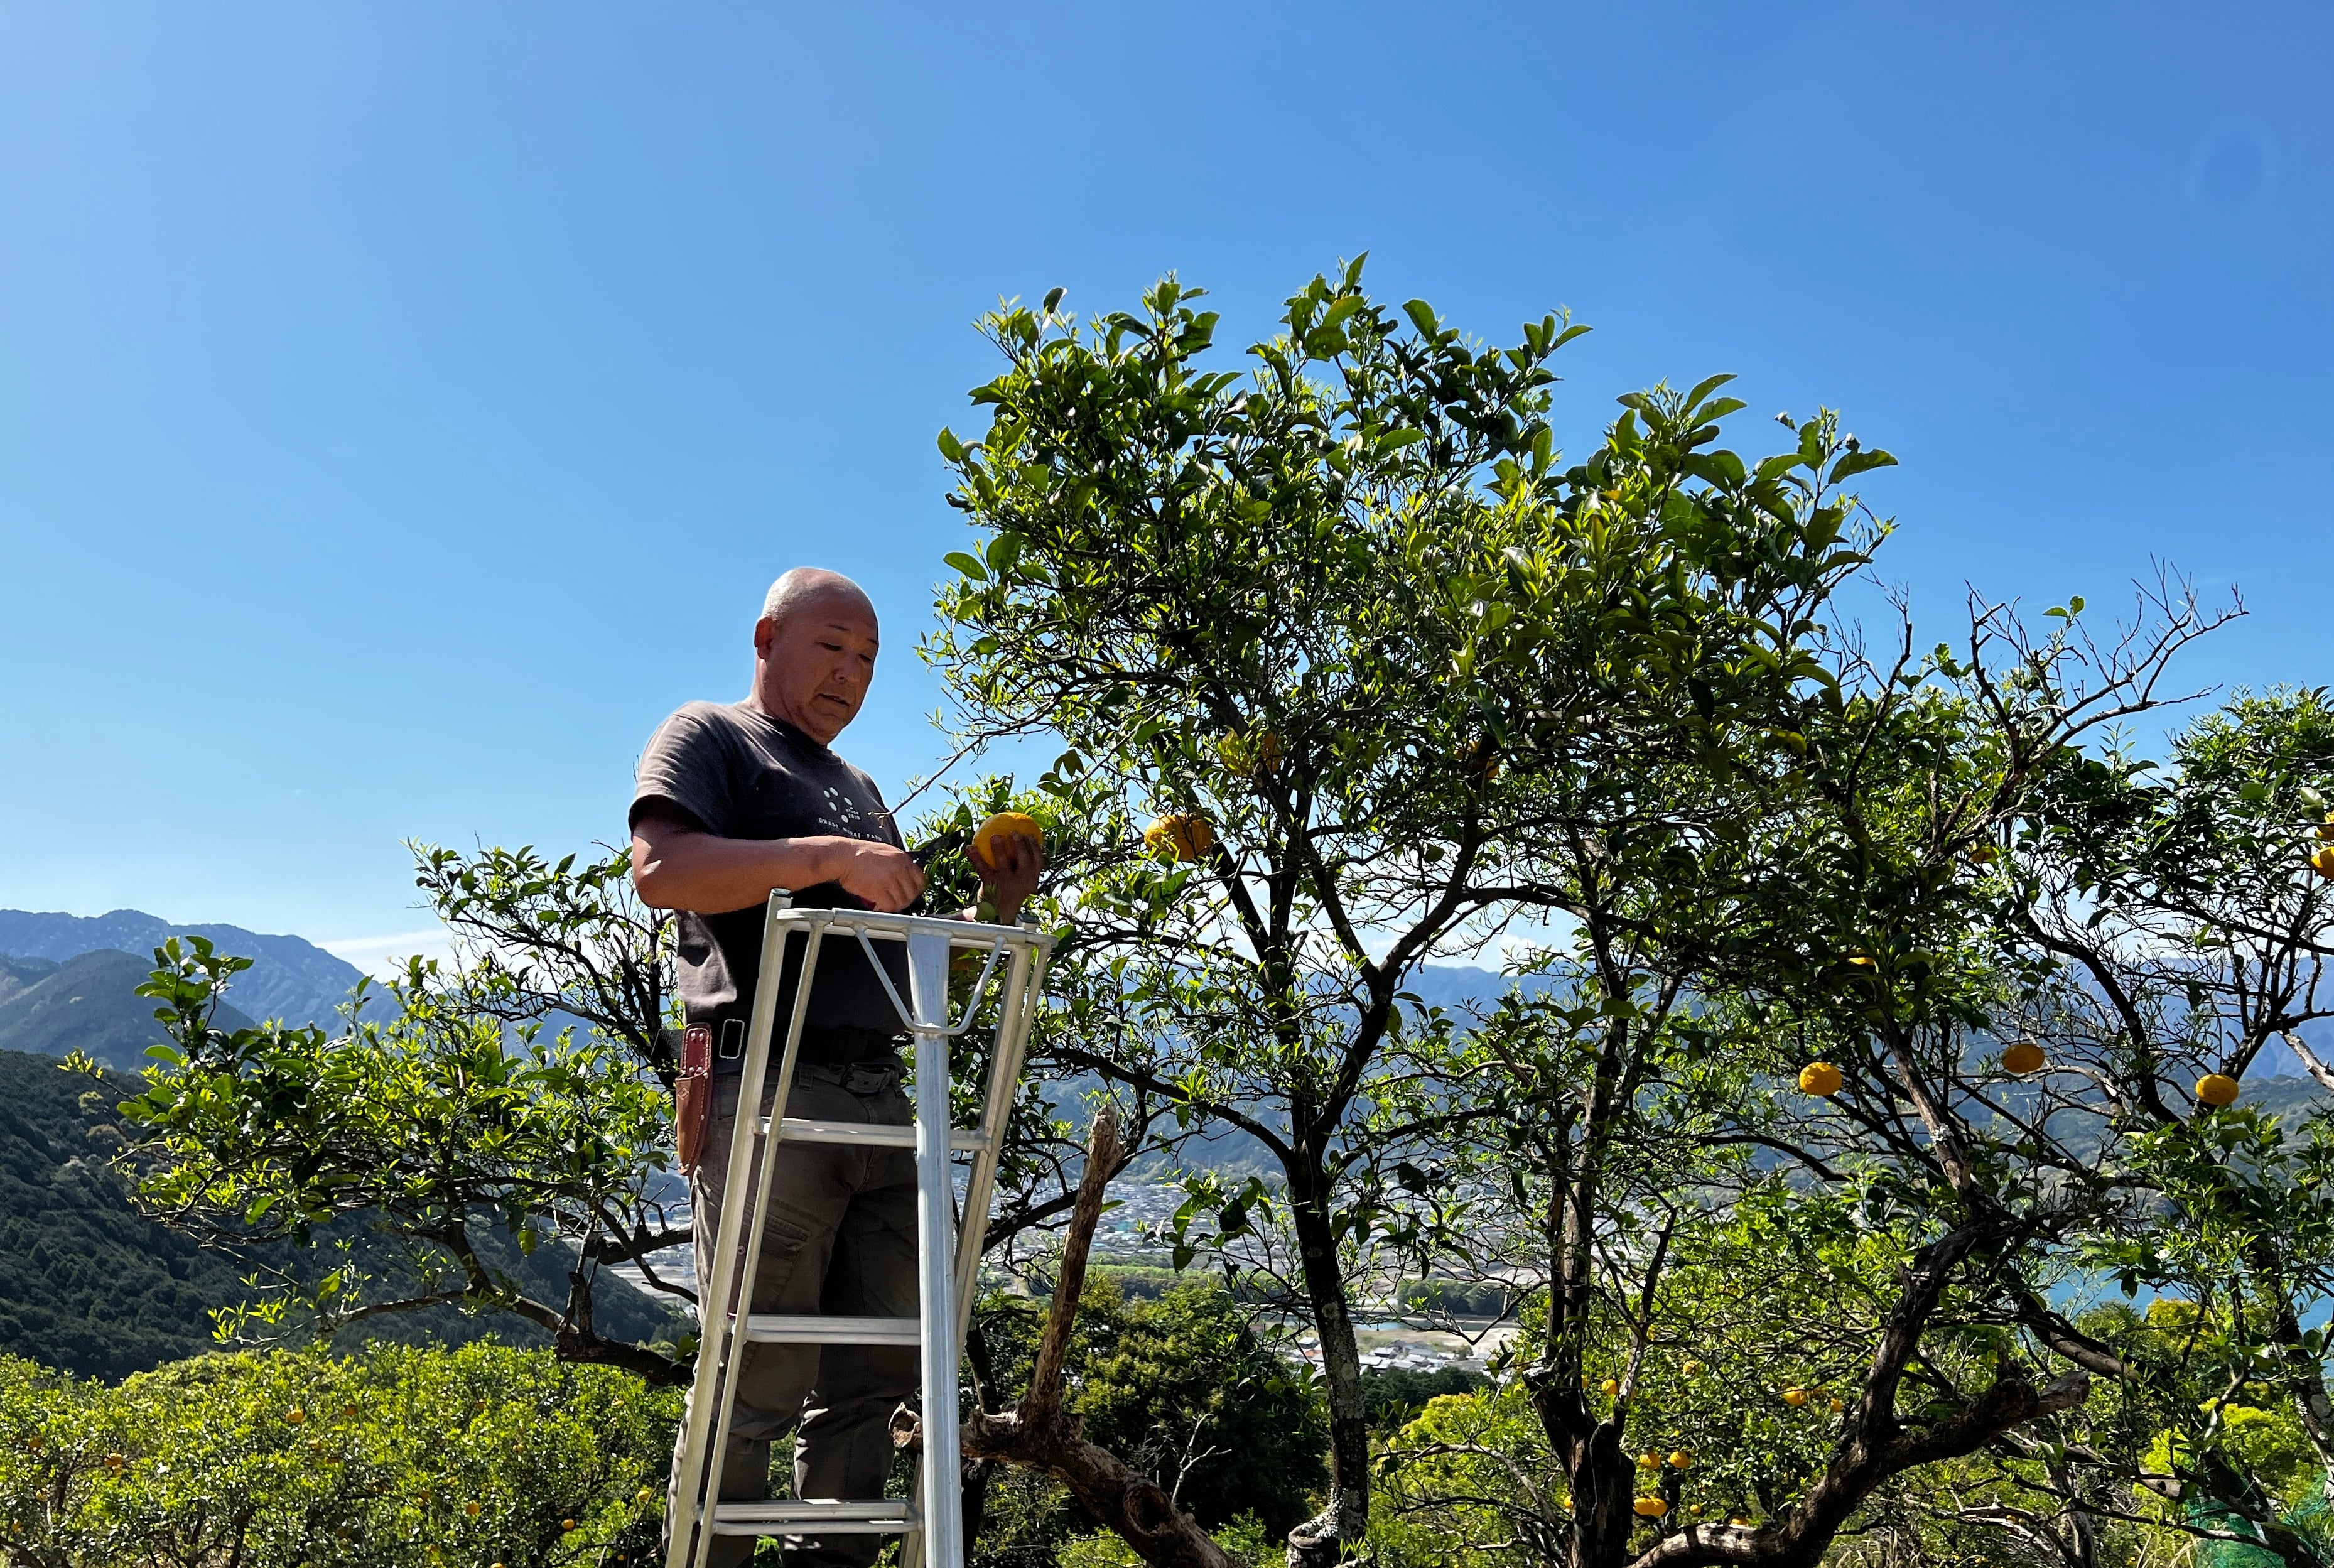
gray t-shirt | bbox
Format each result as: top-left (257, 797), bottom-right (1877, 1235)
top-left (630, 701), bottom-right (914, 1068)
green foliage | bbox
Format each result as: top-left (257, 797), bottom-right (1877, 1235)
top-left (929, 262), bottom-right (1898, 1555)
top-left (1361, 1366), bottom-right (1489, 1429)
top-left (1056, 1512), bottom-right (1277, 1568)
top-left (0, 1343), bottom-right (678, 1566)
top-left (1373, 1380), bottom-right (1555, 1568)
top-left (0, 1047), bottom-right (256, 1378)
top-left (0, 1045), bottom-right (680, 1380)
top-left (976, 1277), bottom-right (1327, 1540)
top-left (113, 920), bottom-right (686, 1379)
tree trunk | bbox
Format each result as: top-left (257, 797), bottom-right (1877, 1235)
top-left (1564, 1418), bottom-right (1638, 1568)
top-left (1285, 1164), bottom-right (1370, 1567)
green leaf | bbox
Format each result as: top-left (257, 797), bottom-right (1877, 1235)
top-left (1829, 448), bottom-right (1899, 482)
top-left (1685, 373), bottom-right (1737, 409)
top-left (943, 551), bottom-right (989, 583)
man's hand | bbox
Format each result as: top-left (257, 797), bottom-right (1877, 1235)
top-left (828, 838), bottom-right (926, 912)
top-left (967, 830), bottom-right (1044, 926)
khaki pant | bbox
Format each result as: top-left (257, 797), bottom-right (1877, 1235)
top-left (669, 1059), bottom-right (919, 1568)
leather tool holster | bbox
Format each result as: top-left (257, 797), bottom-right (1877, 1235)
top-left (675, 1023), bottom-right (713, 1176)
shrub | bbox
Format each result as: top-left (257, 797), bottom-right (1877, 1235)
top-left (0, 1342), bottom-right (680, 1566)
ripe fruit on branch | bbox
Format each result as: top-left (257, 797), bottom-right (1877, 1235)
top-left (2002, 1041), bottom-right (2046, 1074)
top-left (1599, 1378), bottom-right (1619, 1398)
top-left (972, 811), bottom-right (1042, 865)
top-left (2196, 1073), bottom-right (2242, 1108)
top-left (1144, 814), bottom-right (1216, 862)
top-left (1637, 1452), bottom-right (1658, 1469)
top-left (1668, 1450), bottom-right (1694, 1469)
top-left (1782, 1387), bottom-right (1811, 1407)
top-left (2318, 811), bottom-right (2334, 843)
top-left (1634, 1497), bottom-right (1668, 1518)
top-left (1218, 730), bottom-right (1285, 779)
top-left (2313, 844), bottom-right (2334, 879)
top-left (1682, 1359), bottom-right (1704, 1376)
top-left (1456, 736), bottom-right (1501, 782)
top-left (1798, 1062), bottom-right (1844, 1097)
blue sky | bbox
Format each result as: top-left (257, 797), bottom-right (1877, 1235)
top-left (2, 3), bottom-right (2328, 963)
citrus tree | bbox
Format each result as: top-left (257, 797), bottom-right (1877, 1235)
top-left (114, 932), bottom-right (685, 1381)
top-left (927, 262), bottom-right (1906, 1564)
top-left (0, 1343), bottom-right (679, 1567)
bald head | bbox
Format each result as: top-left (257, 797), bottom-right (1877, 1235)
top-left (750, 568), bottom-right (881, 746)
top-left (762, 566), bottom-right (874, 629)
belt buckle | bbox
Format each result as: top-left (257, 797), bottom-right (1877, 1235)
top-left (844, 1060), bottom-right (898, 1095)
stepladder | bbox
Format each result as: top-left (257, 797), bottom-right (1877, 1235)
top-left (665, 894), bottom-right (1054, 1568)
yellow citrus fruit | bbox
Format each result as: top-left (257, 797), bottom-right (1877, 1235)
top-left (1682, 1359), bottom-right (1704, 1376)
top-left (2312, 844), bottom-right (2334, 878)
top-left (1634, 1496), bottom-right (1669, 1518)
top-left (1219, 730), bottom-right (1285, 778)
top-left (1599, 1378), bottom-right (1619, 1398)
top-left (1798, 1062), bottom-right (1844, 1097)
top-left (1637, 1452), bottom-right (1658, 1469)
top-left (465, 1501), bottom-right (481, 1517)
top-left (2002, 1041), bottom-right (2046, 1074)
top-left (2318, 811), bottom-right (2334, 843)
top-left (1456, 736), bottom-right (1501, 781)
top-left (561, 1519), bottom-right (576, 1531)
top-left (1783, 1387), bottom-right (1810, 1407)
top-left (1668, 1449), bottom-right (1693, 1469)
top-left (2196, 1073), bottom-right (2241, 1108)
top-left (1143, 813), bottom-right (1216, 862)
top-left (972, 811), bottom-right (1042, 865)
top-left (1688, 1504), bottom-right (1704, 1517)
top-left (284, 1408), bottom-right (305, 1426)
top-left (102, 1452), bottom-right (124, 1471)
top-left (1729, 1516), bottom-right (1753, 1527)
top-left (1829, 1397), bottom-right (1845, 1413)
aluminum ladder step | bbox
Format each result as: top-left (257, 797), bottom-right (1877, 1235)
top-left (742, 1313), bottom-right (920, 1345)
top-left (711, 1499), bottom-right (919, 1536)
top-left (770, 1116), bottom-right (989, 1152)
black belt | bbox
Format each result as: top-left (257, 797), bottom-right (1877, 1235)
top-left (796, 1025), bottom-right (910, 1066)
top-left (664, 1020), bottom-right (907, 1068)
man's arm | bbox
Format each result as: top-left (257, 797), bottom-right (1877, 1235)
top-left (630, 811), bottom-right (927, 914)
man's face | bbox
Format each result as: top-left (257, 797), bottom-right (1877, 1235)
top-left (753, 590), bottom-right (880, 745)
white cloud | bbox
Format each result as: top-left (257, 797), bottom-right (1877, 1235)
top-left (319, 927), bottom-right (458, 976)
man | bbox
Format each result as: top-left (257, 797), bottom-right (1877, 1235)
top-left (630, 567), bottom-right (1039, 1568)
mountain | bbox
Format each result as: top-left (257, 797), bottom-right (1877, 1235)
top-left (0, 908), bottom-right (365, 1029)
top-left (0, 951), bottom-right (257, 1073)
